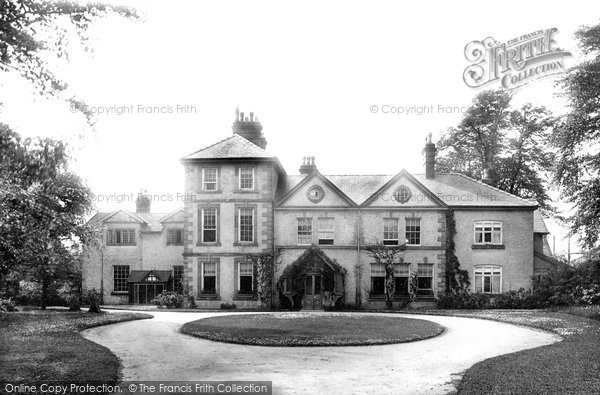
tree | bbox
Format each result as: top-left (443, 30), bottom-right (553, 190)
top-left (364, 242), bottom-right (406, 309)
top-left (0, 124), bottom-right (94, 308)
top-left (553, 22), bottom-right (600, 249)
top-left (437, 90), bottom-right (556, 212)
top-left (0, 0), bottom-right (137, 96)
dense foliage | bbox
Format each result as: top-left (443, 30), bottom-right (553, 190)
top-left (151, 291), bottom-right (183, 309)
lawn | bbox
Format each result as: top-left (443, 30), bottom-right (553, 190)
top-left (407, 308), bottom-right (600, 394)
top-left (0, 309), bottom-right (151, 385)
top-left (181, 312), bottom-right (444, 346)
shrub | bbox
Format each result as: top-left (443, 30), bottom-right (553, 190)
top-left (220, 302), bottom-right (237, 310)
top-left (86, 289), bottom-right (102, 313)
top-left (324, 302), bottom-right (362, 311)
top-left (0, 297), bottom-right (17, 312)
top-left (15, 281), bottom-right (42, 306)
top-left (57, 284), bottom-right (81, 311)
top-left (152, 291), bottom-right (183, 309)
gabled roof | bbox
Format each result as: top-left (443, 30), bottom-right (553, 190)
top-left (276, 172), bottom-right (538, 208)
top-left (362, 169), bottom-right (447, 207)
top-left (181, 134), bottom-right (276, 160)
top-left (158, 208), bottom-right (184, 223)
top-left (87, 210), bottom-right (179, 232)
top-left (127, 270), bottom-right (172, 283)
top-left (275, 170), bottom-right (357, 207)
top-left (100, 209), bottom-right (148, 224)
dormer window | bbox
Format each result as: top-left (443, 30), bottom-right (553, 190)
top-left (239, 167), bottom-right (255, 190)
top-left (145, 273), bottom-right (158, 282)
top-left (202, 168), bottom-right (218, 191)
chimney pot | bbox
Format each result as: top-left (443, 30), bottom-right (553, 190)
top-left (250, 112), bottom-right (254, 121)
top-left (299, 155), bottom-right (317, 174)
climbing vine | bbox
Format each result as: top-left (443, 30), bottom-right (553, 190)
top-left (445, 209), bottom-right (470, 293)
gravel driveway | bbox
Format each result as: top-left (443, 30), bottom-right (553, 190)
top-left (82, 311), bottom-right (560, 394)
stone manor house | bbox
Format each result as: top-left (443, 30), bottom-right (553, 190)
top-left (83, 111), bottom-right (561, 308)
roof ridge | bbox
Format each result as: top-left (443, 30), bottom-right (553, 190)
top-left (448, 172), bottom-right (537, 206)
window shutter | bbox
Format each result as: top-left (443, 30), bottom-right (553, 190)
top-left (168, 229), bottom-right (174, 244)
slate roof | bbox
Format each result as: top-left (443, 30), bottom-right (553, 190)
top-left (277, 172), bottom-right (537, 207)
top-left (182, 134), bottom-right (276, 160)
top-left (88, 210), bottom-right (183, 233)
top-left (533, 210), bottom-right (550, 233)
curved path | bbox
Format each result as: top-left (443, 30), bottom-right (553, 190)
top-left (82, 311), bottom-right (560, 394)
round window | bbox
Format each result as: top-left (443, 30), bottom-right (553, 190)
top-left (393, 185), bottom-right (412, 204)
top-left (307, 185), bottom-right (325, 203)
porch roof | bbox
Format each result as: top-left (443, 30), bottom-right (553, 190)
top-left (127, 270), bottom-right (172, 283)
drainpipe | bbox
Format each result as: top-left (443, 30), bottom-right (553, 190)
top-left (356, 207), bottom-right (362, 307)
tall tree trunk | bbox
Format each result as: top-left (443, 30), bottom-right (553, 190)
top-left (41, 271), bottom-right (48, 310)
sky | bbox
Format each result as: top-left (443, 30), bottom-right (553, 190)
top-left (1, 0), bottom-right (599, 257)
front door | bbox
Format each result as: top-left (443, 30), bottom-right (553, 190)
top-left (303, 274), bottom-right (323, 310)
top-left (134, 283), bottom-right (165, 304)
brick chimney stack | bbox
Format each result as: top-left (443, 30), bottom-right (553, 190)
top-left (232, 107), bottom-right (267, 149)
top-left (299, 156), bottom-right (317, 174)
top-left (422, 132), bottom-right (436, 179)
top-left (481, 168), bottom-right (493, 185)
top-left (135, 190), bottom-right (151, 213)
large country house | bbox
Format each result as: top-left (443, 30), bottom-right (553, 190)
top-left (83, 110), bottom-right (560, 308)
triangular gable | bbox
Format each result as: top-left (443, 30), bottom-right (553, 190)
top-left (158, 208), bottom-right (185, 223)
top-left (276, 171), bottom-right (357, 207)
top-left (101, 209), bottom-right (148, 224)
top-left (362, 169), bottom-right (447, 208)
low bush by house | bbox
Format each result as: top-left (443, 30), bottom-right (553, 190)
top-left (151, 291), bottom-right (183, 308)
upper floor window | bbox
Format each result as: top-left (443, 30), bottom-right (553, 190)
top-left (238, 208), bottom-right (254, 243)
top-left (405, 218), bottom-right (421, 246)
top-left (474, 221), bottom-right (502, 245)
top-left (474, 265), bottom-right (502, 293)
top-left (167, 229), bottom-right (184, 245)
top-left (239, 168), bottom-right (255, 190)
top-left (297, 218), bottom-right (313, 245)
top-left (318, 218), bottom-right (334, 245)
top-left (202, 168), bottom-right (218, 191)
top-left (113, 265), bottom-right (130, 292)
top-left (383, 218), bottom-right (399, 245)
top-left (107, 229), bottom-right (136, 245)
top-left (201, 208), bottom-right (218, 243)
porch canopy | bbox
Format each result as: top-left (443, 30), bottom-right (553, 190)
top-left (127, 270), bottom-right (172, 283)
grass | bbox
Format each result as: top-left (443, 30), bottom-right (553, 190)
top-left (0, 309), bottom-right (151, 385)
top-left (181, 312), bottom-right (444, 346)
top-left (406, 308), bottom-right (600, 394)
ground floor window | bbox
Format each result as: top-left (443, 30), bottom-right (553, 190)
top-left (201, 261), bottom-right (217, 294)
top-left (370, 263), bottom-right (386, 295)
top-left (474, 266), bottom-right (502, 293)
top-left (238, 261), bottom-right (253, 294)
top-left (394, 264), bottom-right (410, 296)
top-left (113, 265), bottom-right (130, 292)
top-left (417, 264), bottom-right (433, 296)
top-left (173, 265), bottom-right (184, 293)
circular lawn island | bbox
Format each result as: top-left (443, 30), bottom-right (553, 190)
top-left (180, 312), bottom-right (444, 346)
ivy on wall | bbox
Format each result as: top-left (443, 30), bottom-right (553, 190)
top-left (445, 209), bottom-right (470, 293)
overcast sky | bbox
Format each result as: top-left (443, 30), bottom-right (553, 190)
top-left (2, 0), bottom-right (599, 256)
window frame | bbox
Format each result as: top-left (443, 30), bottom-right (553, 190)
top-left (394, 264), bottom-right (410, 296)
top-left (370, 263), bottom-right (386, 296)
top-left (474, 221), bottom-right (503, 245)
top-left (167, 228), bottom-right (184, 245)
top-left (173, 265), bottom-right (184, 294)
top-left (201, 167), bottom-right (219, 192)
top-left (106, 229), bottom-right (136, 246)
top-left (238, 167), bottom-right (255, 191)
top-left (416, 263), bottom-right (434, 296)
top-left (317, 217), bottom-right (335, 245)
top-left (200, 207), bottom-right (219, 244)
top-left (238, 207), bottom-right (255, 243)
top-left (474, 265), bottom-right (503, 294)
top-left (405, 217), bottom-right (421, 246)
top-left (200, 261), bottom-right (218, 295)
top-left (237, 261), bottom-right (254, 294)
top-left (383, 218), bottom-right (399, 245)
top-left (297, 217), bottom-right (313, 245)
top-left (113, 265), bottom-right (130, 293)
